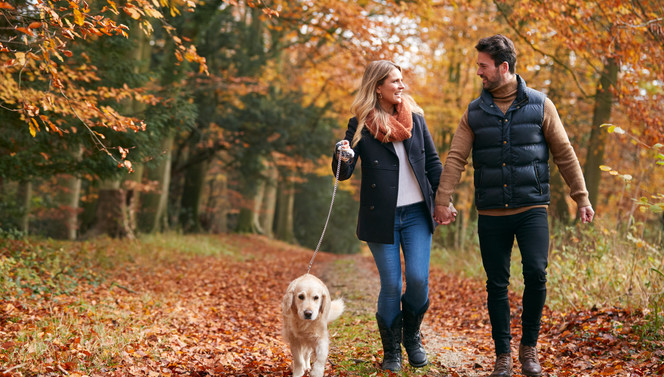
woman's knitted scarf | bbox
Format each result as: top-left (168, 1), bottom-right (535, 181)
top-left (365, 100), bottom-right (412, 143)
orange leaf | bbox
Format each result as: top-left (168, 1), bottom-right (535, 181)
top-left (28, 21), bottom-right (43, 29)
top-left (15, 27), bottom-right (34, 36)
top-left (0, 2), bottom-right (14, 9)
top-left (73, 8), bottom-right (85, 26)
top-left (29, 118), bottom-right (39, 137)
top-left (123, 6), bottom-right (142, 20)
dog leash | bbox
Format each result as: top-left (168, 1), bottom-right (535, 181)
top-left (306, 156), bottom-right (343, 274)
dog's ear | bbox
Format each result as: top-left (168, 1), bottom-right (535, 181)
top-left (282, 289), bottom-right (294, 316)
top-left (320, 292), bottom-right (331, 319)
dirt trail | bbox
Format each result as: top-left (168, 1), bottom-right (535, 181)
top-left (318, 252), bottom-right (492, 377)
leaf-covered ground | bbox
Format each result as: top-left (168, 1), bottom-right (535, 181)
top-left (1, 234), bottom-right (662, 376)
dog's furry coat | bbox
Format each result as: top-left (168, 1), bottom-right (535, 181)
top-left (282, 274), bottom-right (344, 377)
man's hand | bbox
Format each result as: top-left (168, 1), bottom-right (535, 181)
top-left (579, 205), bottom-right (595, 224)
top-left (434, 203), bottom-right (458, 225)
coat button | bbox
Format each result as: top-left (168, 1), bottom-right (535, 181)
top-left (370, 206), bottom-right (375, 210)
top-left (371, 184), bottom-right (376, 188)
top-left (421, 148), bottom-right (425, 153)
top-left (373, 160), bottom-right (379, 166)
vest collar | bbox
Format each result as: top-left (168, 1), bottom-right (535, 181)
top-left (478, 74), bottom-right (530, 115)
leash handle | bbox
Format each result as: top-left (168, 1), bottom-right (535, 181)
top-left (307, 155), bottom-right (344, 274)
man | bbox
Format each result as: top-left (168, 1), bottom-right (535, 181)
top-left (434, 35), bottom-right (594, 377)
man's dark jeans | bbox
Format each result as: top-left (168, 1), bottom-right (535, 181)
top-left (478, 208), bottom-right (549, 355)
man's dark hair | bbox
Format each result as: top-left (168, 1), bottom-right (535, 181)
top-left (475, 35), bottom-right (517, 74)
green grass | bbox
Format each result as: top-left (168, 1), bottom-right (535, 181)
top-left (139, 232), bottom-right (241, 259)
top-left (0, 233), bottom-right (248, 301)
top-left (329, 313), bottom-right (381, 374)
top-left (330, 313), bottom-right (449, 376)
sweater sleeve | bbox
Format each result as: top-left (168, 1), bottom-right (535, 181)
top-left (435, 110), bottom-right (474, 207)
top-left (542, 98), bottom-right (591, 208)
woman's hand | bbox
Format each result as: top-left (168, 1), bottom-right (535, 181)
top-left (336, 140), bottom-right (355, 162)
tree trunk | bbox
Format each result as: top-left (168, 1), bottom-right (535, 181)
top-left (64, 145), bottom-right (83, 240)
top-left (582, 58), bottom-right (619, 210)
top-left (60, 173), bottom-right (82, 240)
top-left (260, 168), bottom-right (278, 238)
top-left (235, 176), bottom-right (261, 234)
top-left (251, 178), bottom-right (266, 234)
top-left (139, 134), bottom-right (174, 233)
top-left (179, 160), bottom-right (208, 233)
top-left (275, 174), bottom-right (295, 243)
top-left (18, 180), bottom-right (31, 234)
top-left (125, 164), bottom-right (143, 235)
top-left (210, 174), bottom-right (228, 233)
top-left (84, 180), bottom-right (134, 239)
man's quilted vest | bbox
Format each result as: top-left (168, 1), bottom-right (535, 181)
top-left (468, 75), bottom-right (550, 210)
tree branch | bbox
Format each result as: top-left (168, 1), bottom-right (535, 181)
top-left (493, 0), bottom-right (591, 97)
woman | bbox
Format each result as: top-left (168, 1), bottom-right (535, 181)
top-left (332, 60), bottom-right (453, 371)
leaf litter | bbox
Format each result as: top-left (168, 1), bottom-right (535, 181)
top-left (1, 234), bottom-right (662, 376)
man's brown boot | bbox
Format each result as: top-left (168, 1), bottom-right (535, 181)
top-left (488, 353), bottom-right (512, 377)
top-left (518, 344), bottom-right (542, 376)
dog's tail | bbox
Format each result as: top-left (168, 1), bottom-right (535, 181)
top-left (327, 298), bottom-right (344, 323)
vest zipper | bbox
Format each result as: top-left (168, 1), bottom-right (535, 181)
top-left (533, 161), bottom-right (542, 195)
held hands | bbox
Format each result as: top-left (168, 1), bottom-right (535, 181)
top-left (579, 205), bottom-right (595, 224)
top-left (434, 202), bottom-right (458, 225)
top-left (336, 140), bottom-right (355, 162)
top-left (433, 203), bottom-right (595, 224)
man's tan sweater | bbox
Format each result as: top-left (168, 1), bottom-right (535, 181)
top-left (435, 76), bottom-right (591, 216)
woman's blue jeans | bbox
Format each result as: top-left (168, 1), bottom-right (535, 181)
top-left (367, 202), bottom-right (432, 327)
top-left (478, 208), bottom-right (549, 355)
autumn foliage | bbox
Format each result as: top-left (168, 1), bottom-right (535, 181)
top-left (0, 0), bottom-right (206, 170)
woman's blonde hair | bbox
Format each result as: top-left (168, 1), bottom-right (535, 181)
top-left (349, 60), bottom-right (423, 147)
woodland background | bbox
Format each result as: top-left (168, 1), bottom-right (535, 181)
top-left (0, 0), bottom-right (663, 374)
top-left (2, 0), bottom-right (663, 247)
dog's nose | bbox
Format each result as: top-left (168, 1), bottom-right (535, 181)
top-left (304, 310), bottom-right (313, 319)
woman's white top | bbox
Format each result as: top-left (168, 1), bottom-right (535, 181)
top-left (393, 141), bottom-right (425, 207)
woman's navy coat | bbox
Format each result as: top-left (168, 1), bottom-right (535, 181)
top-left (332, 114), bottom-right (442, 244)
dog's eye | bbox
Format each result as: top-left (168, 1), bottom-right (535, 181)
top-left (313, 296), bottom-right (319, 301)
top-left (298, 294), bottom-right (305, 300)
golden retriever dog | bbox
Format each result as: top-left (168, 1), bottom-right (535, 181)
top-left (282, 273), bottom-right (344, 377)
